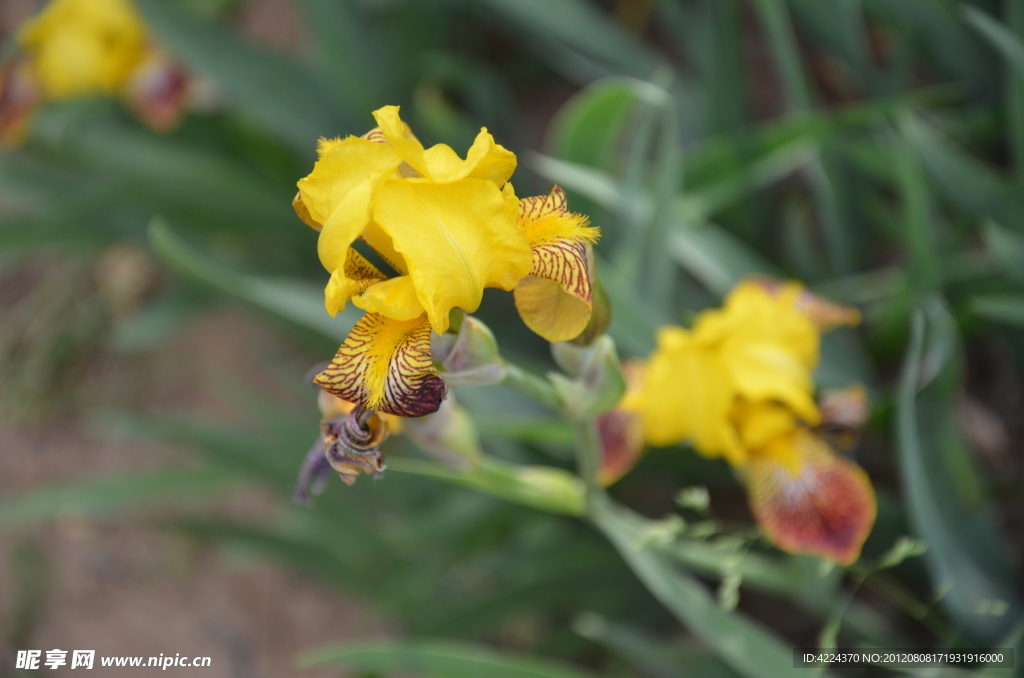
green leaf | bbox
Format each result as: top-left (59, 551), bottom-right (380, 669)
top-left (900, 114), bottom-right (1021, 228)
top-left (478, 0), bottom-right (663, 78)
top-left (591, 494), bottom-right (836, 678)
top-left (148, 219), bottom-right (356, 342)
top-left (388, 457), bottom-right (586, 517)
top-left (548, 79), bottom-right (641, 170)
top-left (971, 295), bottom-right (1024, 326)
top-left (896, 300), bottom-right (1022, 643)
top-left (962, 5), bottom-right (1024, 87)
top-left (982, 220), bottom-right (1024, 282)
top-left (299, 639), bottom-right (600, 678)
top-left (134, 0), bottom-right (342, 150)
top-left (0, 469), bottom-right (236, 530)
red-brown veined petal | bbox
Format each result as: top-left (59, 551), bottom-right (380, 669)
top-left (514, 186), bottom-right (600, 343)
top-left (600, 360), bottom-right (647, 486)
top-left (124, 49), bottom-right (188, 132)
top-left (747, 428), bottom-right (876, 565)
top-left (314, 312), bottom-right (446, 417)
top-left (0, 58), bottom-right (41, 146)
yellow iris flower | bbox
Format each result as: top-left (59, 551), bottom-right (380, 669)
top-left (297, 106), bottom-right (599, 418)
top-left (0, 0), bottom-right (188, 145)
top-left (606, 279), bottom-right (875, 565)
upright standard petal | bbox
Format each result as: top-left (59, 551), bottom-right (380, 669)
top-left (514, 186), bottom-right (601, 343)
top-left (707, 281), bottom-right (823, 424)
top-left (747, 428), bottom-right (876, 565)
top-left (314, 313), bottom-right (447, 417)
top-left (626, 327), bottom-right (746, 465)
top-left (296, 136), bottom-right (401, 228)
top-left (372, 105), bottom-right (517, 185)
top-left (373, 178), bottom-right (532, 333)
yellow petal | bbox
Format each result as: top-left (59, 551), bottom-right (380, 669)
top-left (751, 277), bottom-right (862, 330)
top-left (360, 220), bottom-right (408, 273)
top-left (315, 313), bottom-right (447, 417)
top-left (0, 59), bottom-right (41, 146)
top-left (514, 187), bottom-right (600, 342)
top-left (323, 248), bottom-right (388, 316)
top-left (372, 105), bottom-right (516, 185)
top-left (297, 135), bottom-right (401, 229)
top-left (732, 399), bottom-right (799, 451)
top-left (626, 326), bottom-right (746, 465)
top-left (372, 178), bottom-right (532, 333)
top-left (704, 281), bottom-right (822, 424)
top-left (352, 275), bottom-right (425, 321)
top-left (316, 163), bottom-right (394, 274)
top-left (747, 428), bottom-right (876, 565)
top-left (293, 192), bottom-right (319, 230)
top-left (19, 0), bottom-right (148, 99)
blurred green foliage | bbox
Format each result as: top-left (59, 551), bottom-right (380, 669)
top-left (3, 0), bottom-right (1024, 676)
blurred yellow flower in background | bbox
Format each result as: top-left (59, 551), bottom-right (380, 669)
top-left (296, 106), bottom-right (599, 418)
top-left (603, 279), bottom-right (875, 565)
top-left (0, 0), bottom-right (188, 145)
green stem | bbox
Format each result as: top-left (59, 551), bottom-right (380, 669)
top-left (501, 361), bottom-right (563, 411)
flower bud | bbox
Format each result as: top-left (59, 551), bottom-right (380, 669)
top-left (432, 315), bottom-right (506, 387)
top-left (549, 335), bottom-right (626, 419)
top-left (403, 395), bottom-right (482, 468)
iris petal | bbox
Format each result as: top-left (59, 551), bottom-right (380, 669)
top-left (315, 313), bottom-right (447, 417)
top-left (352, 275), bottom-right (425, 321)
top-left (373, 178), bottom-right (531, 333)
top-left (514, 186), bottom-right (600, 343)
top-left (323, 248), bottom-right (388, 316)
top-left (297, 136), bottom-right (400, 229)
top-left (747, 429), bottom-right (876, 565)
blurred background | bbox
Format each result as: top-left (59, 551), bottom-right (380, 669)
top-left (2, 0), bottom-right (1024, 676)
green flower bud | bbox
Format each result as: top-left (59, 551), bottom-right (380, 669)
top-left (432, 315), bottom-right (506, 387)
top-left (549, 335), bottom-right (626, 419)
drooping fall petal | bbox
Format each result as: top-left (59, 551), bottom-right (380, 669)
top-left (0, 59), bottom-right (41, 146)
top-left (514, 186), bottom-right (600, 343)
top-left (314, 313), bottom-right (446, 417)
top-left (372, 178), bottom-right (532, 333)
top-left (124, 49), bottom-right (187, 132)
top-left (599, 361), bottom-right (647, 486)
top-left (747, 428), bottom-right (876, 565)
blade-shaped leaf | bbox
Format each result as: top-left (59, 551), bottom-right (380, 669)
top-left (299, 639), bottom-right (600, 678)
top-left (896, 300), bottom-right (1022, 643)
top-left (148, 219), bottom-right (356, 342)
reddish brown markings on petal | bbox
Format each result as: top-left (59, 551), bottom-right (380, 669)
top-left (530, 238), bottom-right (592, 305)
top-left (362, 127), bottom-right (388, 144)
top-left (598, 408), bottom-right (645, 486)
top-left (315, 313), bottom-right (447, 418)
top-left (518, 184), bottom-right (567, 222)
top-left (748, 430), bottom-right (876, 565)
top-left (0, 59), bottom-right (41, 145)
